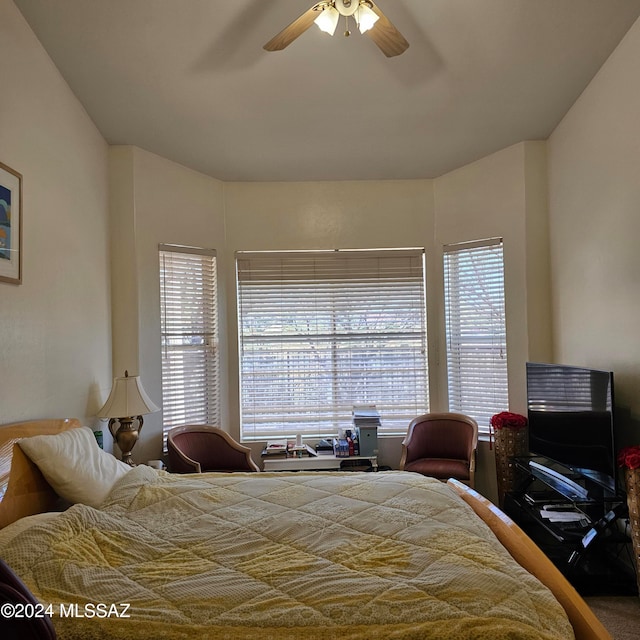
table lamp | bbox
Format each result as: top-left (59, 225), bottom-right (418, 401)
top-left (97, 370), bottom-right (159, 465)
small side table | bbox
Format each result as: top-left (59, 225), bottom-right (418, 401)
top-left (262, 455), bottom-right (377, 472)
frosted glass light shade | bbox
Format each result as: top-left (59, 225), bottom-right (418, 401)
top-left (314, 6), bottom-right (340, 35)
top-left (357, 5), bottom-right (379, 33)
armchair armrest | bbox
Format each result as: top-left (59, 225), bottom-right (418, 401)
top-left (168, 446), bottom-right (202, 473)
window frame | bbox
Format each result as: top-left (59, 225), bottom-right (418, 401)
top-left (159, 244), bottom-right (220, 446)
top-left (236, 248), bottom-right (429, 441)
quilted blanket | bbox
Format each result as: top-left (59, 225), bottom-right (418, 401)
top-left (1, 467), bottom-right (574, 640)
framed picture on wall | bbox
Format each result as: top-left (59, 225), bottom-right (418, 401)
top-left (0, 162), bottom-right (23, 285)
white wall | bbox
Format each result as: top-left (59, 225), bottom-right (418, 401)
top-left (0, 0), bottom-right (111, 425)
top-left (548, 16), bottom-right (640, 447)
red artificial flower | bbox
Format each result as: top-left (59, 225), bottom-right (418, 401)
top-left (617, 445), bottom-right (640, 470)
top-left (490, 411), bottom-right (528, 430)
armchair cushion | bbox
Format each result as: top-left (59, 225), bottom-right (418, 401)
top-left (403, 458), bottom-right (471, 482)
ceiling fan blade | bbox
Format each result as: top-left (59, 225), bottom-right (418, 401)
top-left (263, 5), bottom-right (319, 52)
top-left (366, 1), bottom-right (409, 57)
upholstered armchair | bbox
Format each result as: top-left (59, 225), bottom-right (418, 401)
top-left (400, 412), bottom-right (479, 487)
top-left (167, 425), bottom-right (260, 473)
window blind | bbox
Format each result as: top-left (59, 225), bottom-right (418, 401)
top-left (236, 249), bottom-right (429, 440)
top-left (159, 245), bottom-right (220, 445)
top-left (443, 239), bottom-right (508, 434)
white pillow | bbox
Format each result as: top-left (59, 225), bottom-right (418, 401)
top-left (18, 427), bottom-right (131, 508)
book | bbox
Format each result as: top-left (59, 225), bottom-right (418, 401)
top-left (261, 440), bottom-right (289, 457)
top-left (352, 404), bottom-right (381, 427)
top-left (265, 440), bottom-right (288, 451)
top-left (261, 447), bottom-right (288, 458)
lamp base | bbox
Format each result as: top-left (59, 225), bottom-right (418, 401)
top-left (108, 415), bottom-right (144, 466)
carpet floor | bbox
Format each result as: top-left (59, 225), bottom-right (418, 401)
top-left (584, 596), bottom-right (640, 640)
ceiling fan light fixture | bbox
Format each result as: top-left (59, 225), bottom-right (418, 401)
top-left (357, 4), bottom-right (379, 34)
top-left (264, 0), bottom-right (408, 57)
top-left (314, 5), bottom-right (340, 35)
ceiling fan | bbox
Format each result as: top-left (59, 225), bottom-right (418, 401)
top-left (264, 0), bottom-right (409, 58)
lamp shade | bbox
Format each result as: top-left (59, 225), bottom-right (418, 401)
top-left (97, 372), bottom-right (159, 419)
top-left (314, 6), bottom-right (339, 35)
top-left (357, 4), bottom-right (379, 33)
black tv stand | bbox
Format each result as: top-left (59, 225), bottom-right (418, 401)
top-left (504, 455), bottom-right (637, 596)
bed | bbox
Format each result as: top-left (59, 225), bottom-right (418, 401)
top-left (0, 419), bottom-right (612, 640)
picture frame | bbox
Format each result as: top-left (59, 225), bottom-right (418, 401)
top-left (0, 162), bottom-right (23, 285)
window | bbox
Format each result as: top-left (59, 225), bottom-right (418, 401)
top-left (159, 245), bottom-right (220, 444)
top-left (443, 238), bottom-right (507, 434)
top-left (236, 249), bottom-right (428, 440)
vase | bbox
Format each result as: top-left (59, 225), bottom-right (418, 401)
top-left (624, 467), bottom-right (640, 596)
top-left (494, 427), bottom-right (528, 508)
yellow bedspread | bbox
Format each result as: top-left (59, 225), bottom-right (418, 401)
top-left (1, 467), bottom-right (574, 640)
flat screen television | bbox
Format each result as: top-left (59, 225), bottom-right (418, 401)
top-left (526, 362), bottom-right (617, 494)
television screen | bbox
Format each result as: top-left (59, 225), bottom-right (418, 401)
top-left (526, 362), bottom-right (616, 493)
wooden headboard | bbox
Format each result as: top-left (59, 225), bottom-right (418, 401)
top-left (0, 419), bottom-right (81, 529)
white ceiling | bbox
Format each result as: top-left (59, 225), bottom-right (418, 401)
top-left (15, 0), bottom-right (640, 182)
